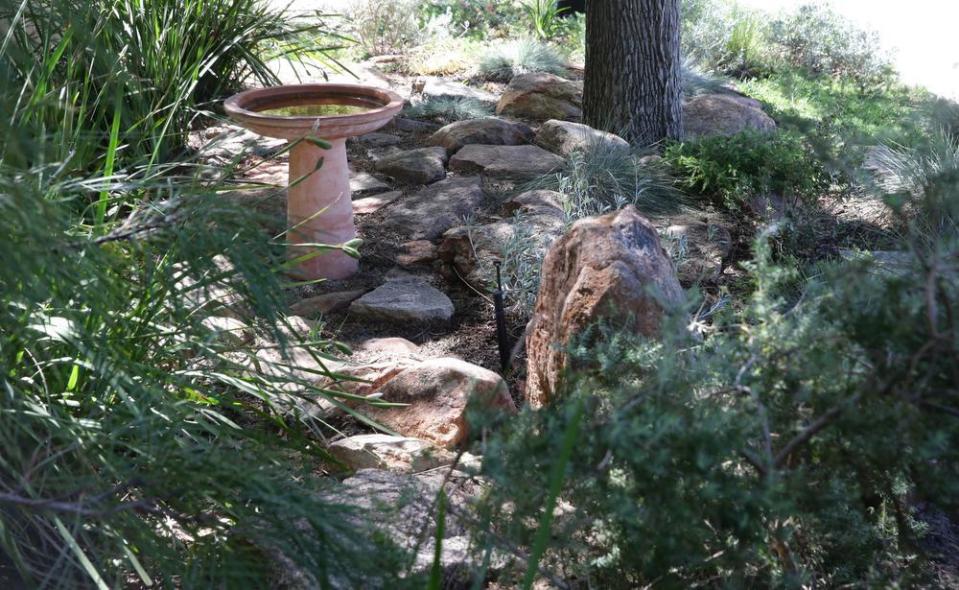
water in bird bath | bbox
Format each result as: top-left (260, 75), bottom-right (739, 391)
top-left (256, 103), bottom-right (372, 117)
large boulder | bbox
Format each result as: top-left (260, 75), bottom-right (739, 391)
top-left (373, 146), bottom-right (448, 185)
top-left (427, 117), bottom-right (533, 153)
top-left (382, 176), bottom-right (486, 240)
top-left (534, 119), bottom-right (629, 157)
top-left (367, 357), bottom-right (517, 448)
top-left (496, 73), bottom-right (583, 121)
top-left (682, 93), bottom-right (776, 139)
top-left (525, 206), bottom-right (684, 407)
top-left (448, 144), bottom-right (564, 181)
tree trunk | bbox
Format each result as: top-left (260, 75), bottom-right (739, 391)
top-left (583, 0), bottom-right (683, 145)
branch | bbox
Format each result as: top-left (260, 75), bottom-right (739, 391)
top-left (0, 491), bottom-right (157, 517)
top-left (773, 393), bottom-right (861, 468)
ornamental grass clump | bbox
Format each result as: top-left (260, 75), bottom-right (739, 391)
top-left (0, 0), bottom-right (404, 586)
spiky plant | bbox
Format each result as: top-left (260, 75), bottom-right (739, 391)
top-left (0, 0), bottom-right (407, 587)
top-left (525, 140), bottom-right (682, 219)
top-left (403, 97), bottom-right (493, 123)
top-left (477, 38), bottom-right (567, 82)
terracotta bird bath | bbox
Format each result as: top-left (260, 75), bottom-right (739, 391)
top-left (224, 84), bottom-right (403, 280)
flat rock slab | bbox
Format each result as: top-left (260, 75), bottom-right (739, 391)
top-left (353, 190), bottom-right (402, 215)
top-left (328, 434), bottom-right (454, 473)
top-left (449, 144), bottom-right (564, 181)
top-left (502, 189), bottom-right (566, 217)
top-left (290, 289), bottom-right (366, 317)
top-left (427, 117), bottom-right (533, 153)
top-left (420, 77), bottom-right (498, 106)
top-left (350, 170), bottom-right (390, 193)
top-left (374, 146), bottom-right (448, 185)
top-left (350, 276), bottom-right (454, 323)
top-left (535, 119), bottom-right (629, 157)
top-left (396, 239), bottom-right (438, 267)
top-left (383, 176), bottom-right (486, 240)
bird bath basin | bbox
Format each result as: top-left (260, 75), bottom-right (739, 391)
top-left (224, 84), bottom-right (403, 280)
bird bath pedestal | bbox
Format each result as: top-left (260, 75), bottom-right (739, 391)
top-left (224, 84), bottom-right (403, 280)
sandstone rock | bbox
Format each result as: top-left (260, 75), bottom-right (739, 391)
top-left (290, 289), bottom-right (366, 317)
top-left (427, 117), bottom-right (533, 153)
top-left (175, 254), bottom-right (247, 319)
top-left (349, 170), bottom-right (390, 193)
top-left (496, 72), bottom-right (583, 121)
top-left (188, 124), bottom-right (284, 165)
top-left (373, 146), bottom-right (448, 185)
top-left (438, 213), bottom-right (564, 292)
top-left (396, 239), bottom-right (437, 267)
top-left (383, 176), bottom-right (486, 240)
top-left (502, 189), bottom-right (566, 218)
top-left (660, 217), bottom-right (732, 287)
top-left (526, 206), bottom-right (684, 407)
top-left (352, 132), bottom-right (402, 147)
top-left (449, 144), bottom-right (564, 181)
top-left (368, 358), bottom-right (516, 448)
top-left (535, 119), bottom-right (629, 156)
top-left (350, 276), bottom-right (454, 323)
top-left (328, 434), bottom-right (454, 472)
top-left (201, 316), bottom-right (253, 347)
top-left (683, 93), bottom-right (776, 139)
top-left (332, 469), bottom-right (492, 585)
top-left (352, 190), bottom-right (402, 214)
top-left (356, 337), bottom-right (421, 356)
top-left (277, 315), bottom-right (314, 338)
top-left (420, 77), bottom-right (498, 107)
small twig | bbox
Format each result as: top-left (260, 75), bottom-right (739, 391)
top-left (0, 491), bottom-right (157, 517)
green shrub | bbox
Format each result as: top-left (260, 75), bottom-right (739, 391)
top-left (419, 0), bottom-right (523, 39)
top-left (472, 185), bottom-right (959, 585)
top-left (768, 3), bottom-right (896, 91)
top-left (665, 131), bottom-right (829, 211)
top-left (0, 1), bottom-right (403, 586)
top-left (682, 0), bottom-right (772, 77)
top-left (523, 0), bottom-right (569, 41)
top-left (1, 0), bottom-right (314, 177)
top-left (477, 38), bottom-right (567, 82)
top-left (349, 0), bottom-right (423, 56)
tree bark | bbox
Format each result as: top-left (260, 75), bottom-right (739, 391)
top-left (583, 0), bottom-right (684, 145)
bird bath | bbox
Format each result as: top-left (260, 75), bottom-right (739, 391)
top-left (224, 84), bottom-right (403, 280)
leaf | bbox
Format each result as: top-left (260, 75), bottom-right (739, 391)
top-left (54, 517), bottom-right (110, 590)
top-left (66, 364), bottom-right (79, 392)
